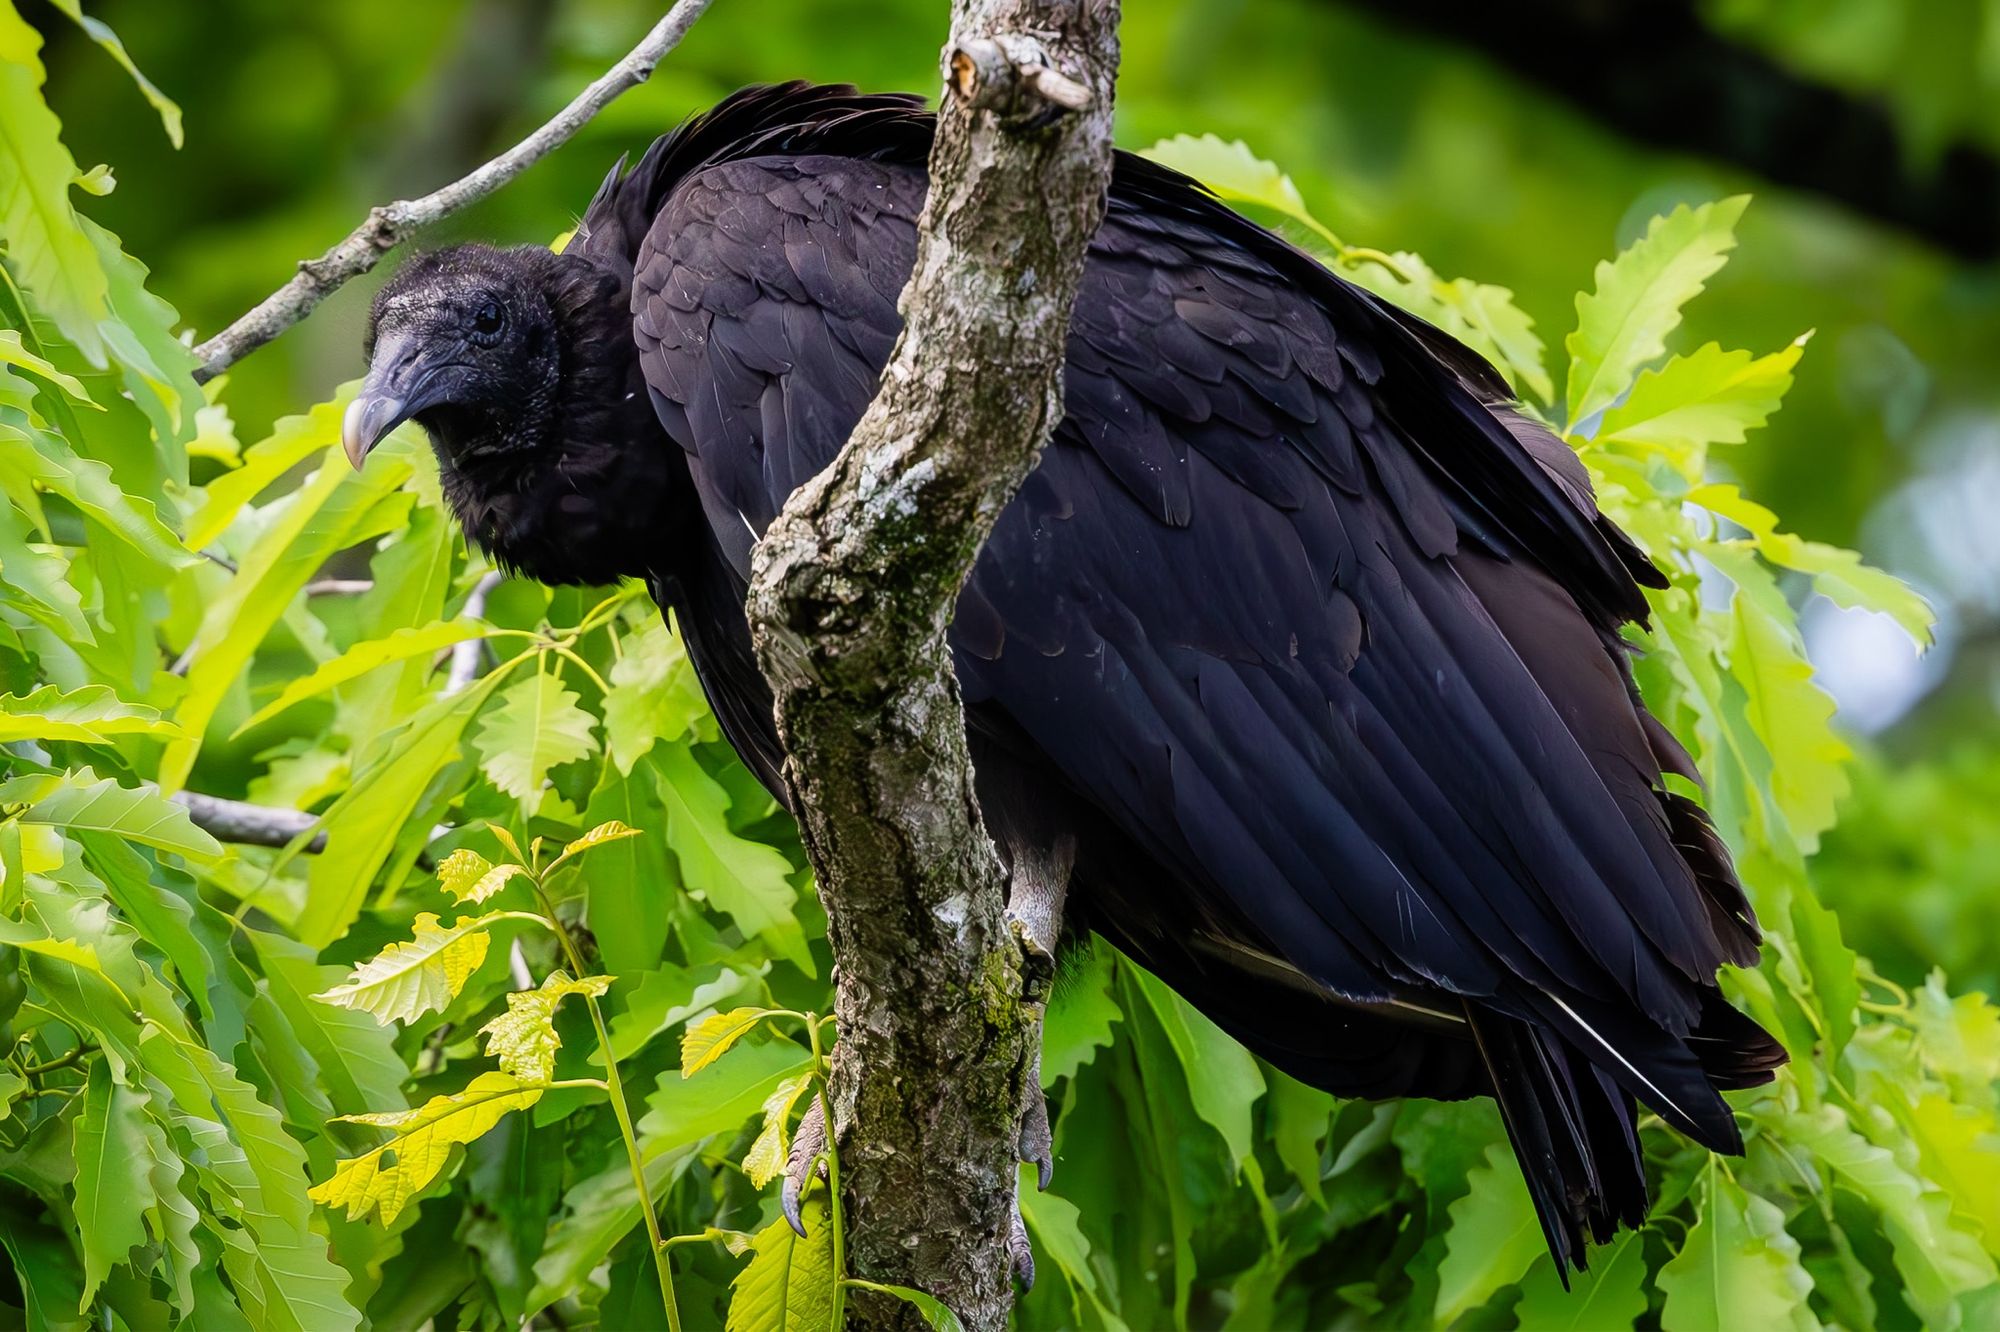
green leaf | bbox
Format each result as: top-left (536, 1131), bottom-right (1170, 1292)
top-left (849, 1280), bottom-right (966, 1332)
top-left (436, 847), bottom-right (496, 901)
top-left (1657, 1163), bottom-right (1814, 1332)
top-left (453, 859), bottom-right (531, 906)
top-left (602, 615), bottom-right (709, 773)
top-left (1140, 134), bottom-right (1334, 244)
top-left (313, 911), bottom-right (499, 1025)
top-left (248, 930), bottom-right (410, 1116)
top-left (545, 818), bottom-right (642, 875)
top-left (1770, 1105), bottom-right (1997, 1324)
top-left (44, 1), bottom-right (183, 147)
top-left (164, 435), bottom-right (414, 789)
top-left (582, 763), bottom-right (677, 977)
top-left (1433, 1141), bottom-right (1545, 1325)
top-left (0, 17), bottom-right (111, 356)
top-left (233, 619), bottom-right (487, 735)
top-left (478, 970), bottom-right (609, 1082)
top-left (1566, 196), bottom-right (1749, 427)
top-left (0, 425), bottom-right (192, 568)
top-left (681, 1006), bottom-right (780, 1077)
top-left (1594, 338), bottom-right (1806, 461)
top-left (0, 684), bottom-right (178, 744)
top-left (297, 671), bottom-right (504, 947)
top-left (651, 740), bottom-right (808, 970)
top-left (641, 1038), bottom-right (815, 1155)
top-left (742, 1071), bottom-right (814, 1189)
top-left (311, 1072), bottom-right (544, 1225)
top-left (1019, 1177), bottom-right (1128, 1331)
top-left (73, 1061), bottom-right (156, 1306)
top-left (727, 1197), bottom-right (836, 1332)
top-left (1512, 1232), bottom-right (1648, 1331)
top-left (1042, 938), bottom-right (1122, 1083)
top-left (22, 770), bottom-right (220, 860)
top-left (0, 327), bottom-right (91, 401)
top-left (473, 669), bottom-right (599, 801)
top-left (1129, 965), bottom-right (1265, 1171)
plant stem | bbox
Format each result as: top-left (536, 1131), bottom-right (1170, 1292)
top-left (533, 878), bottom-right (682, 1332)
top-left (808, 1016), bottom-right (847, 1332)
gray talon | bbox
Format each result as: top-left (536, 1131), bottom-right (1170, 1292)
top-left (1009, 1200), bottom-right (1036, 1291)
top-left (783, 1096), bottom-right (829, 1237)
top-left (1019, 1045), bottom-right (1053, 1190)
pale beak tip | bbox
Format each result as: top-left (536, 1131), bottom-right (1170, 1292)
top-left (341, 393), bottom-right (401, 471)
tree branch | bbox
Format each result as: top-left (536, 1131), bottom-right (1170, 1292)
top-left (1331, 0), bottom-right (2000, 261)
top-left (742, 4), bottom-right (1119, 1329)
top-left (173, 791), bottom-right (327, 852)
top-left (190, 0), bottom-right (717, 382)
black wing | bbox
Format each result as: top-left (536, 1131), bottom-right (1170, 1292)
top-left (627, 113), bottom-right (1780, 1263)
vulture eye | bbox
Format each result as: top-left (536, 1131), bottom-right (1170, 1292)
top-left (470, 300), bottom-right (505, 345)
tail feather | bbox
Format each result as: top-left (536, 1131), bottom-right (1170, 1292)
top-left (1463, 1005), bottom-right (1647, 1274)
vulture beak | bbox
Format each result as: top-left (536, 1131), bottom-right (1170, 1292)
top-left (342, 332), bottom-right (428, 470)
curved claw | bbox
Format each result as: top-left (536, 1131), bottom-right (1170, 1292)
top-left (1009, 1203), bottom-right (1036, 1291)
top-left (783, 1096), bottom-right (829, 1237)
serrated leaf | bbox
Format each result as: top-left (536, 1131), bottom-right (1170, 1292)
top-left (742, 1072), bottom-right (814, 1189)
top-left (1695, 483), bottom-right (1933, 642)
top-left (1771, 1105), bottom-right (1997, 1323)
top-left (455, 860), bottom-right (530, 906)
top-left (1512, 1232), bottom-right (1648, 1331)
top-left (727, 1197), bottom-right (836, 1332)
top-left (1140, 134), bottom-right (1329, 241)
top-left (473, 670), bottom-right (599, 800)
top-left (602, 616), bottom-right (709, 773)
top-left (313, 912), bottom-right (497, 1025)
top-left (1566, 196), bottom-right (1749, 428)
top-left (73, 1060), bottom-right (156, 1306)
top-left (682, 1006), bottom-right (779, 1077)
top-left (1130, 966), bottom-right (1265, 1171)
top-left (479, 971), bottom-right (609, 1082)
top-left (0, 425), bottom-right (192, 568)
top-left (23, 770), bottom-right (219, 860)
top-left (0, 18), bottom-right (111, 356)
top-left (437, 847), bottom-right (495, 901)
top-left (0, 684), bottom-right (178, 744)
top-left (1657, 1164), bottom-right (1814, 1332)
top-left (1042, 939), bottom-right (1122, 1082)
top-left (1433, 1141), bottom-right (1545, 1324)
top-left (310, 1072), bottom-right (544, 1224)
top-left (234, 619), bottom-right (486, 735)
top-left (1594, 338), bottom-right (1806, 464)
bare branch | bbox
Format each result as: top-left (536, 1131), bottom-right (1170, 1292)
top-left (302, 578), bottom-right (374, 597)
top-left (743, 3), bottom-right (1119, 1328)
top-left (445, 570), bottom-right (506, 694)
top-left (173, 791), bottom-right (326, 852)
top-left (190, 0), bottom-right (718, 381)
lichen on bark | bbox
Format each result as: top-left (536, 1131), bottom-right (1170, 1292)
top-left (741, 3), bottom-right (1121, 1329)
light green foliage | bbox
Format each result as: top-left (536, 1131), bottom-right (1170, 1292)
top-left (0, 9), bottom-right (1992, 1328)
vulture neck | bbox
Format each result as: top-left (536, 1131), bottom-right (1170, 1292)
top-left (435, 256), bottom-right (700, 589)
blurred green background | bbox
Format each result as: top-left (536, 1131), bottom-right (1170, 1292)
top-left (33, 0), bottom-right (2000, 992)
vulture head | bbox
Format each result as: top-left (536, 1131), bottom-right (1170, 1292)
top-left (344, 242), bottom-right (671, 587)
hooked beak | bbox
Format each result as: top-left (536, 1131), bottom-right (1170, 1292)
top-left (342, 333), bottom-right (432, 470)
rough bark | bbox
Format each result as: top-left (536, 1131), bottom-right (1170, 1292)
top-left (741, 4), bottom-right (1119, 1329)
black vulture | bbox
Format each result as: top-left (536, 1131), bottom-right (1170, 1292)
top-left (342, 83), bottom-right (1785, 1272)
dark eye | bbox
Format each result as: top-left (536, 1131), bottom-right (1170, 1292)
top-left (470, 300), bottom-right (505, 344)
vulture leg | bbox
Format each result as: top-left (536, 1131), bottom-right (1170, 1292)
top-left (780, 1093), bottom-right (829, 1237)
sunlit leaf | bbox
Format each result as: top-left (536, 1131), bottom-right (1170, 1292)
top-left (234, 619), bottom-right (487, 735)
top-left (310, 1072), bottom-right (544, 1225)
top-left (651, 740), bottom-right (808, 970)
top-left (545, 818), bottom-right (643, 875)
top-left (682, 1006), bottom-right (780, 1077)
top-left (478, 971), bottom-right (609, 1083)
top-left (1433, 1141), bottom-right (1545, 1325)
top-left (726, 1196), bottom-right (836, 1332)
top-left (73, 1060), bottom-right (157, 1306)
top-left (313, 911), bottom-right (499, 1025)
top-left (1566, 196), bottom-right (1748, 427)
top-left (473, 670), bottom-right (599, 801)
top-left (0, 327), bottom-right (92, 402)
top-left (742, 1071), bottom-right (813, 1189)
top-left (21, 770), bottom-right (219, 860)
top-left (0, 683), bottom-right (179, 744)
top-left (1657, 1164), bottom-right (1815, 1332)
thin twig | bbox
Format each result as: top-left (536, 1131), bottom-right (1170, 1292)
top-left (302, 577), bottom-right (374, 597)
top-left (446, 569), bottom-right (507, 694)
top-left (190, 0), bottom-right (719, 381)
